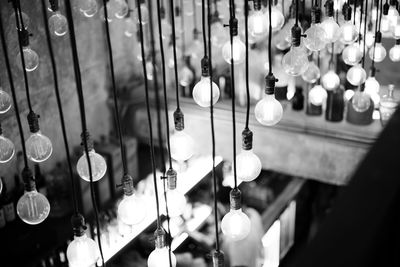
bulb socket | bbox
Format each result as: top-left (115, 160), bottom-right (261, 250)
top-left (396, 39), bottom-right (400, 45)
top-left (229, 18), bottom-right (238, 37)
top-left (390, 0), bottom-right (397, 6)
top-left (212, 250), bottom-right (225, 267)
top-left (80, 131), bottom-right (94, 151)
top-left (375, 31), bottom-right (382, 43)
top-left (20, 29), bottom-right (30, 47)
top-left (49, 0), bottom-right (59, 12)
top-left (324, 0), bottom-right (334, 17)
top-left (122, 174), bottom-right (134, 196)
top-left (383, 2), bottom-right (390, 15)
top-left (360, 83), bottom-right (366, 92)
top-left (343, 3), bottom-right (352, 21)
top-left (311, 6), bottom-right (322, 24)
top-left (193, 28), bottom-right (200, 40)
top-left (265, 73), bottom-right (278, 95)
top-left (291, 25), bottom-right (302, 47)
top-left (241, 128), bottom-right (253, 150)
top-left (154, 228), bottom-right (167, 248)
top-left (253, 0), bottom-right (262, 11)
top-left (369, 66), bottom-right (376, 77)
top-left (0, 123), bottom-right (3, 135)
top-left (175, 6), bottom-right (181, 17)
top-left (71, 213), bottom-right (87, 237)
top-left (201, 56), bottom-right (211, 77)
top-left (167, 168), bottom-right (177, 190)
top-left (27, 111), bottom-right (40, 133)
top-left (230, 188), bottom-right (242, 210)
top-left (160, 6), bottom-right (166, 19)
top-left (22, 166), bottom-right (36, 191)
top-left (173, 108), bottom-right (185, 131)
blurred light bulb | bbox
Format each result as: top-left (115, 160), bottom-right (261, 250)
top-left (0, 88), bottom-right (12, 114)
top-left (166, 46), bottom-right (182, 68)
top-left (301, 61), bottom-right (320, 83)
top-left (145, 60), bottom-right (155, 80)
top-left (326, 40), bottom-right (345, 54)
top-left (164, 189), bottom-right (187, 217)
top-left (79, 0), bottom-right (98, 17)
top-left (17, 46), bottom-right (39, 72)
top-left (304, 23), bottom-right (327, 51)
top-left (170, 130), bottom-right (194, 161)
top-left (381, 15), bottom-right (391, 33)
top-left (193, 76), bottom-right (220, 107)
top-left (48, 11), bottom-right (68, 36)
top-left (389, 43), bottom-right (400, 61)
top-left (17, 189), bottom-right (50, 224)
top-left (321, 70), bottom-right (340, 90)
top-left (124, 17), bottom-right (136, 37)
top-left (148, 247), bottom-right (177, 267)
top-left (77, 149), bottom-right (107, 182)
top-left (118, 193), bottom-right (147, 225)
top-left (344, 89), bottom-right (355, 101)
top-left (269, 6), bottom-right (285, 32)
top-left (211, 21), bottom-right (229, 48)
top-left (132, 4), bottom-right (149, 24)
top-left (346, 65), bottom-right (367, 86)
top-left (282, 46), bottom-right (309, 76)
top-left (248, 10), bottom-right (268, 38)
top-left (339, 21), bottom-right (359, 44)
top-left (309, 84), bottom-right (327, 106)
top-left (275, 31), bottom-right (291, 50)
top-left (222, 36), bottom-right (246, 64)
top-left (369, 42), bottom-right (387, 62)
top-left (179, 64), bottom-right (194, 87)
top-left (388, 6), bottom-right (399, 26)
top-left (0, 134), bottom-right (15, 163)
top-left (10, 11), bottom-right (30, 30)
top-left (365, 31), bottom-right (375, 47)
top-left (113, 0), bottom-right (129, 19)
top-left (67, 234), bottom-right (100, 267)
top-left (320, 16), bottom-right (340, 43)
top-left (342, 43), bottom-right (362, 65)
top-left (365, 76), bottom-right (380, 94)
top-left (25, 131), bottom-right (53, 163)
top-left (221, 208), bottom-right (251, 241)
top-left (236, 148), bottom-right (262, 182)
top-left (255, 94), bottom-right (283, 126)
top-left (161, 19), bottom-right (172, 40)
top-left (351, 91), bottom-right (371, 112)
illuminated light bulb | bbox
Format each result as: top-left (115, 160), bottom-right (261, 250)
top-left (161, 169), bottom-right (187, 217)
top-left (388, 5), bottom-right (399, 26)
top-left (369, 42), bottom-right (387, 62)
top-left (79, 0), bottom-right (98, 17)
top-left (255, 74), bottom-right (283, 126)
top-left (381, 15), bottom-right (391, 34)
top-left (148, 229), bottom-right (177, 267)
top-left (320, 16), bottom-right (340, 43)
top-left (248, 9), bottom-right (268, 38)
top-left (221, 189), bottom-right (251, 241)
top-left (17, 45), bottom-right (39, 72)
top-left (365, 31), bottom-right (375, 48)
top-left (146, 60), bottom-right (155, 80)
top-left (193, 58), bottom-right (220, 107)
top-left (48, 12), bottom-right (68, 36)
top-left (269, 5), bottom-right (285, 32)
top-left (275, 31), bottom-right (291, 50)
top-left (342, 43), bottom-right (362, 66)
top-left (351, 91), bottom-right (371, 112)
top-left (222, 36), bottom-right (246, 64)
top-left (0, 134), bottom-right (15, 163)
top-left (10, 11), bottom-right (30, 30)
top-left (346, 65), bottom-right (367, 86)
top-left (371, 7), bottom-right (379, 22)
top-left (344, 89), bottom-right (355, 101)
top-left (77, 149), bottom-right (107, 182)
top-left (326, 40), bottom-right (345, 54)
top-left (339, 21), bottom-right (359, 44)
top-left (365, 76), bottom-right (380, 94)
top-left (282, 46), bottom-right (309, 76)
top-left (211, 21), bottom-right (229, 48)
top-left (25, 112), bottom-right (53, 162)
top-left (117, 174), bottom-right (147, 225)
top-left (301, 61), bottom-right (320, 83)
top-left (161, 19), bottom-right (172, 40)
top-left (179, 64), bottom-right (194, 87)
top-left (308, 84), bottom-right (327, 106)
top-left (183, 0), bottom-right (194, 16)
top-left (0, 88), bottom-right (12, 114)
top-left (321, 70), bottom-right (340, 90)
top-left (124, 17), bottom-right (136, 37)
top-left (236, 129), bottom-right (261, 182)
top-left (166, 46), bottom-right (182, 68)
top-left (132, 4), bottom-right (149, 25)
top-left (304, 24), bottom-right (327, 51)
top-left (389, 42), bottom-right (400, 62)
top-left (113, 0), bottom-right (129, 19)
top-left (17, 167), bottom-right (50, 225)
top-left (170, 130), bottom-right (194, 162)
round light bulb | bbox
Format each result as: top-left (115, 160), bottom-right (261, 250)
top-left (77, 149), bottom-right (107, 182)
top-left (124, 17), bottom-right (136, 37)
top-left (269, 6), bottom-right (285, 32)
top-left (48, 12), bottom-right (68, 37)
top-left (275, 31), bottom-right (291, 50)
top-left (304, 23), bottom-right (327, 51)
top-left (166, 46), bottom-right (182, 68)
top-left (10, 11), bottom-right (30, 30)
top-left (388, 6), bottom-right (399, 27)
top-left (365, 31), bottom-right (375, 48)
top-left (381, 15), bottom-right (391, 34)
top-left (192, 76), bottom-right (220, 107)
top-left (221, 208), bottom-right (251, 241)
top-left (392, 21), bottom-right (400, 38)
top-left (222, 36), bottom-right (246, 65)
top-left (346, 65), bottom-right (367, 86)
top-left (113, 0), bottom-right (129, 19)
top-left (132, 4), bottom-right (149, 25)
top-left (248, 10), bottom-right (268, 38)
top-left (308, 84), bottom-right (328, 106)
top-left (320, 16), bottom-right (340, 43)
top-left (118, 193), bottom-right (147, 225)
top-left (351, 91), bottom-right (371, 112)
top-left (340, 21), bottom-right (359, 44)
top-left (148, 247), bottom-right (177, 267)
top-left (254, 94), bottom-right (283, 126)
top-left (17, 189), bottom-right (50, 225)
top-left (161, 19), bottom-right (172, 40)
top-left (170, 130), bottom-right (195, 162)
top-left (344, 89), bottom-right (355, 101)
top-left (326, 40), bottom-right (345, 54)
top-left (0, 88), bottom-right (12, 114)
top-left (389, 44), bottom-right (400, 62)
top-left (369, 42), bottom-right (387, 62)
top-left (282, 46), bottom-right (309, 76)
top-left (321, 70), bottom-right (340, 90)
top-left (25, 131), bottom-right (53, 163)
top-left (342, 43), bottom-right (362, 65)
top-left (365, 76), bottom-right (380, 94)
top-left (179, 65), bottom-right (194, 87)
top-left (301, 61), bottom-right (321, 83)
top-left (0, 134), bottom-right (15, 163)
top-left (236, 148), bottom-right (262, 182)
top-left (17, 46), bottom-right (39, 72)
top-left (79, 0), bottom-right (98, 17)
top-left (163, 189), bottom-right (187, 217)
top-left (67, 234), bottom-right (100, 267)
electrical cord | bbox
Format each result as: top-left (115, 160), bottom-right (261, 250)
top-left (202, 0), bottom-right (208, 56)
top-left (372, 0), bottom-right (381, 67)
top-left (193, 0), bottom-right (198, 38)
top-left (362, 0), bottom-right (369, 69)
top-left (169, 0), bottom-right (181, 110)
top-left (244, 0), bottom-right (250, 130)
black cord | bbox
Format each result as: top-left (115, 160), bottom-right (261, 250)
top-left (169, 0), bottom-right (181, 110)
top-left (202, 0), bottom-right (208, 56)
top-left (101, 0), bottom-right (128, 176)
top-left (372, 0), bottom-right (381, 66)
top-left (379, 0), bottom-right (383, 30)
top-left (353, 0), bottom-right (357, 25)
top-left (317, 51), bottom-right (321, 85)
top-left (268, 0), bottom-right (272, 75)
top-left (0, 10), bottom-right (29, 169)
top-left (193, 0), bottom-right (198, 37)
top-left (244, 0), bottom-right (250, 130)
top-left (362, 0), bottom-right (368, 68)
top-left (295, 0), bottom-right (299, 25)
top-left (63, 0), bottom-right (105, 265)
top-left (358, 0), bottom-right (363, 45)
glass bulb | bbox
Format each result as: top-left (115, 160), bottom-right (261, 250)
top-left (392, 19), bottom-right (400, 38)
top-left (282, 46), bottom-right (309, 76)
top-left (79, 0), bottom-right (98, 17)
top-left (351, 91), bottom-right (371, 112)
top-left (365, 31), bottom-right (375, 48)
top-left (346, 65), bottom-right (367, 86)
top-left (304, 23), bottom-right (327, 51)
top-left (148, 247), bottom-right (177, 267)
top-left (0, 134), bottom-right (15, 163)
top-left (132, 4), bottom-right (149, 25)
top-left (10, 11), bottom-right (30, 30)
top-left (0, 88), bottom-right (12, 114)
top-left (166, 46), bottom-right (182, 68)
top-left (369, 43), bottom-right (387, 62)
top-left (179, 64), bottom-right (194, 87)
top-left (222, 36), bottom-right (246, 64)
top-left (161, 19), bottom-right (172, 40)
top-left (389, 44), bottom-right (400, 62)
top-left (301, 61), bottom-right (320, 83)
top-left (248, 10), bottom-right (268, 38)
top-left (388, 6), bottom-right (399, 27)
top-left (113, 0), bottom-right (129, 19)
top-left (17, 46), bottom-right (39, 72)
top-left (221, 208), bottom-right (251, 241)
top-left (67, 234), bottom-right (100, 267)
top-left (326, 40), bottom-right (345, 54)
top-left (170, 130), bottom-right (195, 162)
top-left (308, 84), bottom-right (328, 106)
top-left (275, 31), bottom-right (291, 50)
top-left (381, 15), bottom-right (391, 34)
top-left (17, 189), bottom-right (50, 225)
top-left (339, 21), bottom-right (359, 44)
top-left (320, 16), bottom-right (340, 43)
top-left (236, 149), bottom-right (262, 182)
top-left (145, 61), bottom-right (155, 80)
top-left (192, 76), bottom-right (220, 107)
top-left (269, 6), bottom-right (285, 32)
top-left (124, 17), bottom-right (136, 37)
top-left (365, 76), bottom-right (380, 94)
top-left (162, 189), bottom-right (187, 217)
top-left (255, 94), bottom-right (283, 126)
top-left (77, 149), bottom-right (107, 182)
top-left (321, 70), bottom-right (340, 90)
top-left (25, 131), bottom-right (53, 163)
top-left (211, 21), bottom-right (229, 48)
top-left (380, 85), bottom-right (398, 124)
top-left (342, 43), bottom-right (362, 66)
top-left (118, 193), bottom-right (147, 225)
top-left (48, 12), bottom-right (68, 36)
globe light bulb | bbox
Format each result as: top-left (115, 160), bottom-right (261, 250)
top-left (193, 76), bottom-right (220, 107)
top-left (77, 149), bottom-right (107, 182)
top-left (351, 91), bottom-right (372, 112)
top-left (365, 76), bottom-right (380, 94)
top-left (236, 148), bottom-right (262, 182)
top-left (170, 130), bottom-right (195, 162)
top-left (308, 84), bottom-right (328, 106)
top-left (342, 43), bottom-right (362, 66)
top-left (117, 192), bottom-right (147, 225)
top-left (282, 46), bottom-right (309, 76)
top-left (164, 189), bottom-right (187, 217)
top-left (389, 43), bottom-right (400, 62)
top-left (26, 131), bottom-right (53, 163)
top-left (346, 65), bottom-right (367, 86)
top-left (275, 31), bottom-right (291, 50)
top-left (166, 46), bottom-right (182, 68)
top-left (113, 0), bottom-right (129, 19)
top-left (301, 61), bottom-right (321, 83)
top-left (48, 12), bottom-right (68, 36)
top-left (124, 17), bottom-right (136, 37)
top-left (269, 6), bottom-right (285, 32)
top-left (321, 70), bottom-right (340, 90)
top-left (248, 10), bottom-right (268, 38)
top-left (381, 15), bottom-right (391, 34)
top-left (255, 94), bottom-right (283, 126)
top-left (388, 6), bottom-right (399, 26)
top-left (148, 229), bottom-right (177, 267)
top-left (179, 64), bottom-right (194, 87)
top-left (365, 31), bottom-right (375, 48)
top-left (161, 19), bottom-right (172, 40)
top-left (369, 42), bottom-right (387, 62)
top-left (0, 134), bottom-right (15, 163)
top-left (133, 4), bottom-right (149, 24)
top-left (211, 22), bottom-right (229, 48)
top-left (304, 23), bottom-right (327, 51)
top-left (17, 46), bottom-right (39, 72)
top-left (326, 40), bottom-right (345, 54)
top-left (17, 189), bottom-right (50, 225)
top-left (222, 36), bottom-right (246, 64)
top-left (339, 21), bottom-right (359, 44)
top-left (99, 1), bottom-right (116, 22)
top-left (67, 234), bottom-right (100, 267)
top-left (320, 16), bottom-right (340, 43)
top-left (10, 11), bottom-right (30, 30)
top-left (0, 88), bottom-right (12, 114)
top-left (79, 0), bottom-right (98, 17)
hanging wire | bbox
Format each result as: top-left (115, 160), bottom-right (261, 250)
top-left (295, 0), bottom-right (299, 25)
top-left (40, 0), bottom-right (79, 214)
top-left (358, 0), bottom-right (364, 46)
top-left (202, 0), bottom-right (208, 56)
top-left (169, 0), bottom-right (181, 110)
top-left (244, 0), bottom-right (250, 130)
top-left (101, 0), bottom-right (128, 176)
top-left (362, 0), bottom-right (369, 69)
top-left (372, 0), bottom-right (381, 67)
top-left (353, 0), bottom-right (357, 25)
top-left (379, 0), bottom-right (384, 30)
top-left (193, 0), bottom-right (198, 36)
top-left (63, 0), bottom-right (105, 265)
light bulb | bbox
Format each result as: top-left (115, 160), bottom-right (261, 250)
top-left (301, 61), bottom-right (320, 83)
top-left (166, 46), bottom-right (182, 68)
top-left (25, 131), bottom-right (53, 163)
top-left (320, 16), bottom-right (340, 43)
top-left (269, 6), bottom-right (285, 32)
top-left (236, 149), bottom-right (262, 182)
top-left (170, 130), bottom-right (195, 161)
top-left (179, 64), bottom-right (194, 87)
top-left (326, 40), bottom-right (345, 54)
top-left (346, 65), bottom-right (367, 86)
top-left (148, 247), bottom-right (177, 267)
top-left (351, 91), bottom-right (371, 112)
top-left (221, 208), bottom-right (251, 241)
top-left (132, 4), bottom-right (149, 24)
top-left (248, 10), bottom-right (268, 38)
top-left (17, 189), bottom-right (50, 225)
top-left (161, 19), bottom-right (172, 40)
top-left (282, 19), bottom-right (302, 42)
top-left (222, 36), bottom-right (246, 64)
top-left (164, 189), bottom-right (187, 217)
top-left (389, 44), bottom-right (400, 62)
top-left (339, 21), bottom-right (358, 44)
top-left (67, 234), bottom-right (100, 267)
top-left (211, 21), bottom-right (229, 48)
top-left (275, 31), bottom-right (291, 50)
top-left (365, 76), bottom-right (380, 94)
top-left (118, 193), bottom-right (147, 225)
top-left (0, 88), bottom-right (12, 114)
top-left (388, 6), bottom-right (399, 27)
top-left (282, 46), bottom-right (309, 76)
top-left (381, 15), bottom-right (391, 34)
top-left (392, 20), bottom-right (400, 38)
top-left (10, 11), bottom-right (30, 30)
top-left (17, 46), bottom-right (39, 72)
top-left (113, 0), bottom-right (129, 19)
top-left (79, 0), bottom-right (98, 17)
top-left (365, 31), bottom-right (375, 47)
top-left (48, 12), bottom-right (68, 36)
top-left (193, 76), bottom-right (220, 107)
top-left (77, 149), bottom-right (107, 182)
top-left (342, 43), bottom-right (362, 65)
top-left (255, 94), bottom-right (283, 126)
top-left (369, 42), bottom-right (387, 62)
top-left (0, 134), bottom-right (15, 163)
top-left (124, 17), bottom-right (136, 37)
top-left (308, 84), bottom-right (328, 106)
top-left (99, 2), bottom-right (116, 22)
top-left (145, 60), bottom-right (155, 80)
top-left (321, 70), bottom-right (340, 90)
top-left (304, 23), bottom-right (327, 51)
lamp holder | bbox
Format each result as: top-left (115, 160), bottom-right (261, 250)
top-left (383, 2), bottom-right (390, 15)
top-left (121, 174), bottom-right (134, 196)
top-left (27, 111), bottom-right (40, 133)
top-left (20, 29), bottom-right (30, 47)
top-left (160, 5), bottom-right (166, 19)
top-left (193, 28), bottom-right (200, 40)
top-left (265, 72), bottom-right (278, 95)
top-left (80, 131), bottom-right (94, 151)
top-left (71, 213), bottom-right (87, 237)
top-left (390, 0), bottom-right (397, 6)
top-left (375, 31), bottom-right (382, 43)
top-left (212, 250), bottom-right (225, 267)
top-left (291, 25), bottom-right (304, 47)
top-left (311, 5), bottom-right (322, 24)
top-left (230, 188), bottom-right (242, 210)
top-left (173, 108), bottom-right (185, 131)
top-left (343, 3), bottom-right (352, 21)
top-left (241, 128), bottom-right (253, 150)
top-left (369, 66), bottom-right (376, 77)
top-left (166, 168), bottom-right (177, 190)
top-left (324, 0), bottom-right (334, 17)
top-left (253, 0), bottom-right (262, 11)
top-left (154, 228), bottom-right (167, 248)
top-left (201, 56), bottom-right (210, 77)
top-left (396, 38), bottom-right (400, 45)
top-left (49, 0), bottom-right (59, 11)
top-left (22, 166), bottom-right (36, 191)
top-left (0, 123), bottom-right (2, 135)
top-left (229, 17), bottom-right (238, 37)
